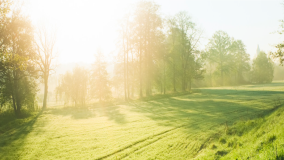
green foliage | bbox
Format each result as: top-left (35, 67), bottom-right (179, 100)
top-left (219, 137), bottom-right (227, 144)
top-left (90, 50), bottom-right (112, 102)
top-left (0, 0), bottom-right (38, 117)
top-left (56, 66), bottom-right (89, 107)
top-left (204, 31), bottom-right (251, 86)
top-left (251, 51), bottom-right (274, 83)
top-left (272, 18), bottom-right (284, 65)
top-left (206, 31), bottom-right (232, 86)
top-left (115, 3), bottom-right (205, 99)
top-left (166, 12), bottom-right (204, 91)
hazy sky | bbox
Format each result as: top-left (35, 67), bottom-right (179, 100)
top-left (24, 0), bottom-right (284, 64)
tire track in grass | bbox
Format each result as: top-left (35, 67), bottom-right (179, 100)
top-left (96, 107), bottom-right (271, 159)
top-left (119, 119), bottom-right (214, 159)
top-left (97, 115), bottom-right (226, 159)
top-left (96, 124), bottom-right (186, 160)
top-left (120, 109), bottom-right (273, 159)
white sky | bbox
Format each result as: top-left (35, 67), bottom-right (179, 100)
top-left (22, 0), bottom-right (284, 64)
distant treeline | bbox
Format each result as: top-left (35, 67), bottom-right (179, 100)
top-left (112, 1), bottom-right (274, 99)
top-left (55, 1), bottom-right (274, 105)
top-left (0, 1), bottom-right (278, 116)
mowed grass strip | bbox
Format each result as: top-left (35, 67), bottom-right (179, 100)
top-left (0, 82), bottom-right (284, 159)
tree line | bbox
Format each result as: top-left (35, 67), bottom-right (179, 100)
top-left (113, 1), bottom-right (274, 100)
top-left (0, 1), bottom-right (56, 117)
top-left (55, 1), bottom-right (275, 104)
top-left (0, 1), bottom-right (277, 116)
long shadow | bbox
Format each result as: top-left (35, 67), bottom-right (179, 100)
top-left (199, 89), bottom-right (284, 97)
top-left (49, 107), bottom-right (96, 119)
top-left (101, 105), bottom-right (127, 124)
top-left (48, 105), bottom-right (127, 124)
top-left (130, 89), bottom-right (284, 133)
top-left (0, 111), bottom-right (43, 159)
top-left (243, 82), bottom-right (284, 88)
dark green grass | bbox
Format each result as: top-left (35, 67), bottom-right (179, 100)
top-left (196, 104), bottom-right (284, 160)
top-left (0, 82), bottom-right (284, 159)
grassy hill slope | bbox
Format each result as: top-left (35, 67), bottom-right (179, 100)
top-left (0, 82), bottom-right (284, 159)
top-left (195, 103), bottom-right (284, 160)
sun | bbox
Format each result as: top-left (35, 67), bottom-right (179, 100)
top-left (24, 0), bottom-right (132, 64)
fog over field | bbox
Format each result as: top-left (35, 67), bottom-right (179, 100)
top-left (1, 0), bottom-right (284, 159)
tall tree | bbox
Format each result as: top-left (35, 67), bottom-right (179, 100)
top-left (133, 1), bottom-right (162, 97)
top-left (206, 31), bottom-right (232, 86)
top-left (0, 3), bottom-right (38, 117)
top-left (230, 40), bottom-right (250, 84)
top-left (90, 50), bottom-right (111, 103)
top-left (166, 12), bottom-right (203, 91)
top-left (175, 12), bottom-right (202, 91)
top-left (251, 51), bottom-right (274, 83)
top-left (34, 24), bottom-right (57, 109)
top-left (166, 17), bottom-right (179, 92)
top-left (121, 13), bottom-right (131, 101)
top-left (56, 66), bottom-right (88, 107)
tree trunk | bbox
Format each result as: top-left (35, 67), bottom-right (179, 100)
top-left (12, 92), bottom-right (17, 116)
top-left (173, 63), bottom-right (176, 92)
top-left (163, 57), bottom-right (166, 95)
top-left (10, 74), bottom-right (17, 116)
top-left (43, 74), bottom-right (49, 109)
top-left (126, 36), bottom-right (129, 100)
top-left (12, 70), bottom-right (21, 117)
top-left (15, 85), bottom-right (22, 118)
top-left (182, 68), bottom-right (186, 92)
top-left (123, 32), bottom-right (127, 101)
top-left (139, 38), bottom-right (143, 98)
top-left (189, 79), bottom-right (192, 91)
top-left (220, 62), bottom-right (224, 86)
top-left (210, 63), bottom-right (213, 87)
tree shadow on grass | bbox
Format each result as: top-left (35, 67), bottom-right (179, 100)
top-left (48, 107), bottom-right (96, 119)
top-left (48, 105), bottom-right (127, 124)
top-left (243, 82), bottom-right (284, 88)
top-left (100, 105), bottom-right (127, 124)
top-left (130, 89), bottom-right (284, 133)
top-left (0, 111), bottom-right (43, 159)
top-left (193, 89), bottom-right (284, 99)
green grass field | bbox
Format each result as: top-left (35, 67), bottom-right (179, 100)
top-left (1, 82), bottom-right (284, 160)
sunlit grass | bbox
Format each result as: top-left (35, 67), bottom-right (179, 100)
top-left (0, 82), bottom-right (284, 159)
top-left (196, 104), bottom-right (284, 160)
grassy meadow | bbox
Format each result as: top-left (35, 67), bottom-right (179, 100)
top-left (1, 82), bottom-right (284, 159)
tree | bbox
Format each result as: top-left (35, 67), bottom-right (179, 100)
top-left (166, 16), bottom-right (179, 92)
top-left (166, 12), bottom-right (203, 91)
top-left (272, 43), bottom-right (284, 65)
top-left (120, 12), bottom-right (131, 100)
top-left (56, 66), bottom-right (88, 107)
top-left (0, 0), bottom-right (12, 111)
top-left (90, 50), bottom-right (111, 102)
top-left (175, 12), bottom-right (203, 91)
top-left (251, 51), bottom-right (274, 83)
top-left (133, 1), bottom-right (162, 97)
top-left (206, 31), bottom-right (232, 86)
top-left (271, 18), bottom-right (284, 65)
top-left (0, 2), bottom-right (38, 117)
top-left (230, 40), bottom-right (250, 84)
top-left (34, 24), bottom-right (57, 110)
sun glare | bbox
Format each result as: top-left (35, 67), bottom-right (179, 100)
top-left (25, 0), bottom-right (130, 64)
top-left (2, 0), bottom-right (284, 159)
